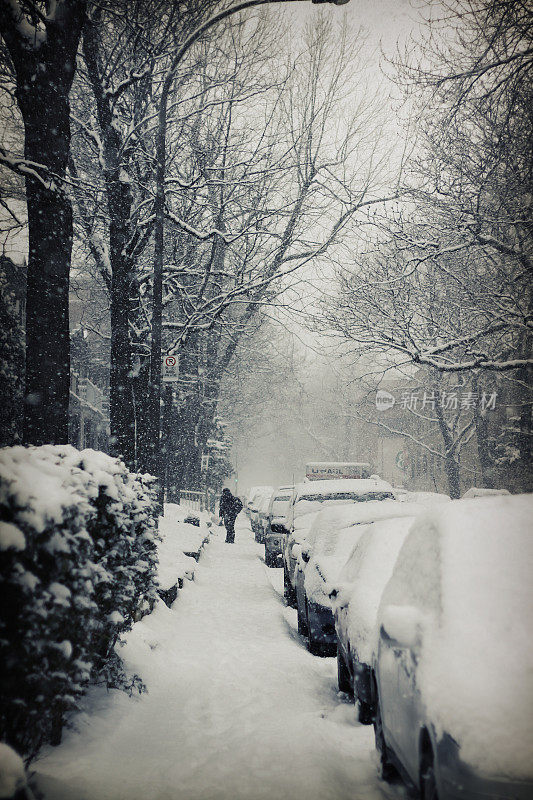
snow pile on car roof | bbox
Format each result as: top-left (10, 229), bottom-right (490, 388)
top-left (293, 486), bottom-right (395, 523)
top-left (295, 478), bottom-right (393, 496)
top-left (304, 524), bottom-right (367, 605)
top-left (306, 501), bottom-right (417, 547)
top-left (381, 494), bottom-right (533, 779)
top-left (304, 502), bottom-right (421, 606)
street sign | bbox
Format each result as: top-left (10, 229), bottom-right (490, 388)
top-left (162, 354), bottom-right (179, 382)
top-left (395, 450), bottom-right (409, 472)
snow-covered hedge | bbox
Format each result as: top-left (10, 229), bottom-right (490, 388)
top-left (0, 445), bottom-right (159, 759)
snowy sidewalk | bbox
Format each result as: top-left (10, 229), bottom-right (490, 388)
top-left (35, 516), bottom-right (395, 800)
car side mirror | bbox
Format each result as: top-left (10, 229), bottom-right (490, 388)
top-left (291, 543), bottom-right (302, 559)
top-left (329, 582), bottom-right (354, 607)
top-left (380, 605), bottom-right (426, 649)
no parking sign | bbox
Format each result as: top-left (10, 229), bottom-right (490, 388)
top-left (162, 354), bottom-right (179, 382)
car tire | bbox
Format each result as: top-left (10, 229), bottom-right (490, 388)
top-left (420, 756), bottom-right (439, 800)
top-left (284, 569), bottom-right (297, 608)
top-left (373, 691), bottom-right (397, 782)
top-left (308, 635), bottom-right (322, 656)
top-left (306, 604), bottom-right (322, 656)
top-left (337, 645), bottom-right (352, 695)
top-left (297, 603), bottom-right (308, 636)
top-left (358, 700), bottom-right (373, 725)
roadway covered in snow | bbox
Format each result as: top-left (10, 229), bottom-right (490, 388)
top-left (34, 515), bottom-right (397, 800)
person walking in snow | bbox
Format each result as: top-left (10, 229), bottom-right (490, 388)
top-left (218, 488), bottom-right (242, 544)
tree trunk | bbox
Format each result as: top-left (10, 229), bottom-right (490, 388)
top-left (108, 178), bottom-right (136, 467)
top-left (82, 19), bottom-right (137, 467)
top-left (0, 0), bottom-right (87, 446)
top-left (442, 449), bottom-right (461, 499)
top-left (472, 375), bottom-right (494, 488)
top-left (109, 262), bottom-right (135, 467)
top-left (19, 81), bottom-right (73, 445)
top-left (474, 411), bottom-right (494, 489)
top-left (433, 380), bottom-right (462, 498)
top-left (516, 353), bottom-right (532, 492)
top-left (133, 359), bottom-right (152, 473)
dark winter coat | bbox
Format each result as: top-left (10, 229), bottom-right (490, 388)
top-left (219, 489), bottom-right (243, 521)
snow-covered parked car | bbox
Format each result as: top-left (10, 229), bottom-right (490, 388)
top-left (461, 486), bottom-right (510, 499)
top-left (264, 485), bottom-right (293, 567)
top-left (246, 485), bottom-right (273, 517)
top-left (255, 492), bottom-right (273, 544)
top-left (295, 500), bottom-right (414, 657)
top-left (283, 477), bottom-right (395, 608)
top-left (373, 494), bottom-right (533, 799)
top-left (293, 505), bottom-right (375, 654)
top-left (248, 487), bottom-right (274, 538)
top-left (330, 501), bottom-right (425, 721)
top-left (403, 490), bottom-right (451, 504)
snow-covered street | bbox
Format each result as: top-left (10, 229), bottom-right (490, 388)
top-left (34, 514), bottom-right (395, 800)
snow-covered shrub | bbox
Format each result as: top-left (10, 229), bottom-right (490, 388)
top-left (0, 445), bottom-right (158, 758)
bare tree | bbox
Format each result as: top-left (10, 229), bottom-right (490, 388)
top-left (0, 0), bottom-right (87, 444)
top-left (155, 14), bottom-right (396, 492)
top-left (318, 0), bottom-right (532, 492)
top-left (69, 11), bottom-right (395, 486)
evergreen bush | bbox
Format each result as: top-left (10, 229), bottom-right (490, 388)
top-left (0, 445), bottom-right (158, 759)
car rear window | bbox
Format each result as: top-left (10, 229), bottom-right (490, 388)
top-left (298, 491), bottom-right (394, 503)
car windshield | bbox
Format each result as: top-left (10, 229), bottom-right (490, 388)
top-left (272, 497), bottom-right (290, 515)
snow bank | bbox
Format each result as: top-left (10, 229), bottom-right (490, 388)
top-left (0, 743), bottom-right (30, 800)
top-left (379, 494), bottom-right (533, 779)
top-left (0, 445), bottom-right (158, 758)
top-left (157, 543), bottom-right (196, 590)
top-left (163, 503), bottom-right (192, 523)
top-left (157, 516), bottom-right (199, 591)
top-left (160, 504), bottom-right (210, 559)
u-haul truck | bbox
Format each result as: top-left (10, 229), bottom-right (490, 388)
top-left (305, 462), bottom-right (371, 481)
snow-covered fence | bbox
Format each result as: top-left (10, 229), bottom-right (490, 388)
top-left (179, 489), bottom-right (207, 511)
top-left (0, 445), bottom-right (159, 760)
